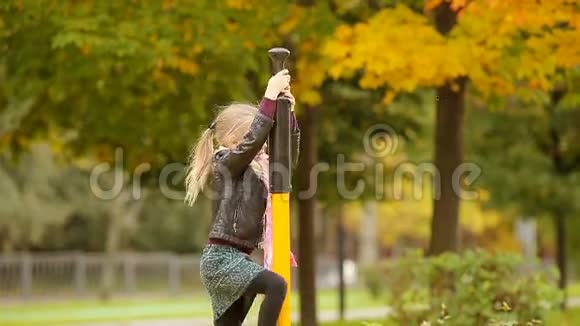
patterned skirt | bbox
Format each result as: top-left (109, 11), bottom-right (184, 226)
top-left (199, 244), bottom-right (264, 320)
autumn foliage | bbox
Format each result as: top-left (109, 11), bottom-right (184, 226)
top-left (324, 0), bottom-right (580, 102)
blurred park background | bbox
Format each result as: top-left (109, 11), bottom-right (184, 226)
top-left (1, 0), bottom-right (580, 325)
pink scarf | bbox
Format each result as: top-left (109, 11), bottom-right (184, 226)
top-left (254, 151), bottom-right (297, 270)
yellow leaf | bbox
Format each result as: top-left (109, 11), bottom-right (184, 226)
top-left (382, 91), bottom-right (396, 105)
top-left (278, 5), bottom-right (304, 35)
top-left (226, 0), bottom-right (253, 10)
top-left (243, 40), bottom-right (255, 50)
top-left (191, 44), bottom-right (203, 55)
top-left (225, 22), bottom-right (239, 32)
top-left (80, 44), bottom-right (91, 55)
top-left (166, 56), bottom-right (199, 75)
top-left (183, 30), bottom-right (192, 42)
top-left (162, 0), bottom-right (176, 11)
top-left (424, 0), bottom-right (443, 12)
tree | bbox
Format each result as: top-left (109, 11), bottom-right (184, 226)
top-left (0, 144), bottom-right (73, 252)
top-left (466, 69), bottom-right (580, 307)
top-left (323, 0), bottom-right (580, 254)
top-left (430, 2), bottom-right (464, 255)
top-left (0, 0), bottom-right (294, 166)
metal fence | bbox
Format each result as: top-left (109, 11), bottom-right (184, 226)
top-left (0, 252), bottom-right (202, 300)
top-left (0, 252), bottom-right (358, 301)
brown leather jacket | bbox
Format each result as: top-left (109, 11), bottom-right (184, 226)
top-left (207, 112), bottom-right (300, 250)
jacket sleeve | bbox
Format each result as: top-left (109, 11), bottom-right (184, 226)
top-left (214, 101), bottom-right (275, 178)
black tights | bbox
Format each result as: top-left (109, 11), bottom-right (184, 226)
top-left (215, 270), bottom-right (287, 326)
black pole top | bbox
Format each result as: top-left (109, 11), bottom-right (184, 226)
top-left (268, 47), bottom-right (290, 74)
top-left (267, 47), bottom-right (292, 193)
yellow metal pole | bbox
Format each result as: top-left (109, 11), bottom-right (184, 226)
top-left (267, 47), bottom-right (292, 326)
top-left (272, 193), bottom-right (291, 326)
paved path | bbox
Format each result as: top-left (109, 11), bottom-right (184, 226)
top-left (92, 298), bottom-right (580, 326)
top-left (91, 308), bottom-right (392, 326)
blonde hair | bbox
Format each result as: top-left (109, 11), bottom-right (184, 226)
top-left (184, 103), bottom-right (259, 205)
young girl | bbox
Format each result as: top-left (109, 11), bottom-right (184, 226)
top-left (185, 69), bottom-right (299, 326)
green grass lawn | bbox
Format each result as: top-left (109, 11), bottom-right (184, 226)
top-left (545, 307), bottom-right (580, 325)
top-left (1, 283), bottom-right (578, 326)
top-left (318, 307), bottom-right (580, 326)
top-left (569, 282), bottom-right (580, 297)
top-left (0, 288), bottom-right (383, 326)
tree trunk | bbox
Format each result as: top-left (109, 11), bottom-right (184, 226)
top-left (554, 211), bottom-right (567, 309)
top-left (297, 106), bottom-right (319, 326)
top-left (428, 3), bottom-right (465, 255)
top-left (337, 203), bottom-right (346, 321)
top-left (101, 213), bottom-right (120, 301)
top-left (322, 207), bottom-right (335, 253)
top-left (0, 228), bottom-right (14, 253)
top-left (359, 201), bottom-right (378, 265)
top-left (100, 191), bottom-right (144, 301)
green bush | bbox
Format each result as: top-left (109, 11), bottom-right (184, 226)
top-left (362, 264), bottom-right (387, 299)
top-left (365, 249), bottom-right (563, 326)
